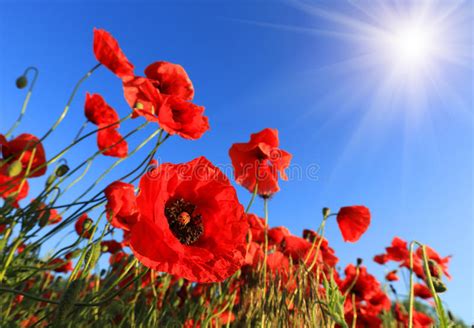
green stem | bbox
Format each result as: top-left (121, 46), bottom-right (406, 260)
top-left (5, 67), bottom-right (39, 138)
top-left (245, 183), bottom-right (258, 213)
top-left (420, 244), bottom-right (449, 327)
top-left (408, 241), bottom-right (415, 328)
top-left (0, 237), bottom-right (24, 281)
top-left (261, 196), bottom-right (269, 327)
top-left (40, 63), bottom-right (101, 142)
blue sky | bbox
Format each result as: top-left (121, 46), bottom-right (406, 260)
top-left (1, 0), bottom-right (472, 322)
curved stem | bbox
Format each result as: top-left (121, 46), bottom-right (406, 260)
top-left (40, 63), bottom-right (101, 142)
top-left (5, 66), bottom-right (39, 138)
top-left (261, 196), bottom-right (269, 327)
top-left (408, 241), bottom-right (415, 328)
top-left (245, 183), bottom-right (258, 213)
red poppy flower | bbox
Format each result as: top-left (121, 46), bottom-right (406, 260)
top-left (97, 126), bottom-right (128, 158)
top-left (157, 96), bottom-right (209, 140)
top-left (36, 202), bottom-right (62, 225)
top-left (123, 76), bottom-right (163, 122)
top-left (373, 253), bottom-right (388, 265)
top-left (243, 241), bottom-right (264, 267)
top-left (302, 230), bottom-right (339, 268)
top-left (386, 237), bottom-right (409, 262)
top-left (339, 264), bottom-right (381, 302)
top-left (109, 251), bottom-right (127, 266)
top-left (129, 156), bottom-right (248, 282)
top-left (0, 169), bottom-right (29, 206)
top-left (413, 283), bottom-right (432, 299)
top-left (229, 128), bottom-right (292, 196)
top-left (416, 245), bottom-right (451, 279)
top-left (280, 235), bottom-right (313, 263)
top-left (385, 270), bottom-right (399, 281)
top-left (123, 67), bottom-right (208, 139)
top-left (49, 258), bottom-right (73, 273)
top-left (75, 213), bottom-right (92, 238)
top-left (395, 303), bottom-right (433, 328)
top-left (104, 181), bottom-right (139, 231)
top-left (84, 93), bottom-right (120, 126)
top-left (266, 250), bottom-right (290, 276)
top-left (144, 61), bottom-right (194, 101)
top-left (336, 206), bottom-right (371, 242)
top-left (93, 28), bottom-right (134, 79)
top-left (268, 226), bottom-right (291, 245)
top-left (101, 240), bottom-right (123, 254)
top-left (0, 133), bottom-right (46, 177)
top-left (246, 213), bottom-right (266, 243)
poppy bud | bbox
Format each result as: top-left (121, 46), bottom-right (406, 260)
top-left (38, 210), bottom-right (51, 228)
top-left (55, 164), bottom-right (69, 177)
top-left (322, 207), bottom-right (330, 218)
top-left (356, 258), bottom-right (363, 266)
top-left (7, 160), bottom-right (23, 177)
top-left (431, 277), bottom-right (447, 293)
top-left (428, 259), bottom-right (442, 278)
top-left (16, 76), bottom-right (28, 89)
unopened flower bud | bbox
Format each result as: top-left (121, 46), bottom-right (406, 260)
top-left (38, 210), bottom-right (51, 228)
top-left (431, 277), bottom-right (447, 293)
top-left (16, 76), bottom-right (28, 89)
top-left (322, 207), bottom-right (330, 218)
top-left (356, 258), bottom-right (363, 266)
top-left (55, 164), bottom-right (69, 177)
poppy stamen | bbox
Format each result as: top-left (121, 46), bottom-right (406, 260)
top-left (165, 198), bottom-right (203, 245)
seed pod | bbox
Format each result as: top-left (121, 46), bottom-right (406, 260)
top-left (7, 160), bottom-right (23, 177)
top-left (55, 164), bottom-right (70, 177)
top-left (16, 76), bottom-right (28, 89)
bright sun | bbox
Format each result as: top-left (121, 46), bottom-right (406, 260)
top-left (391, 23), bottom-right (436, 68)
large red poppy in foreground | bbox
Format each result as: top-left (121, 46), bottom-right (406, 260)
top-left (129, 156), bottom-right (248, 282)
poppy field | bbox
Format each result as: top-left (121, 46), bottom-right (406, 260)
top-left (0, 28), bottom-right (466, 327)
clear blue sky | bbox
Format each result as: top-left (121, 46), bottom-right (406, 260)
top-left (1, 0), bottom-right (472, 322)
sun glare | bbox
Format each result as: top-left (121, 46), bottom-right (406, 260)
top-left (390, 23), bottom-right (436, 69)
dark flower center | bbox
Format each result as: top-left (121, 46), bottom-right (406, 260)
top-left (164, 198), bottom-right (204, 245)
